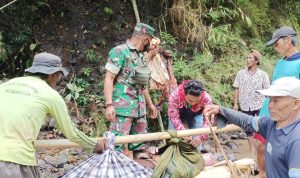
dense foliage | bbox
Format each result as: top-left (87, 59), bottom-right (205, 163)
top-left (0, 0), bottom-right (299, 132)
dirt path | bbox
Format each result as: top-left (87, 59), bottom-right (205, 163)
top-left (232, 139), bottom-right (256, 160)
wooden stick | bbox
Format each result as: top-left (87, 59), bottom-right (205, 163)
top-left (34, 124), bottom-right (241, 149)
top-left (206, 116), bottom-right (239, 177)
top-left (0, 0), bottom-right (17, 11)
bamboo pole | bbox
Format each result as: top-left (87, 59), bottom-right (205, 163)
top-left (131, 0), bottom-right (140, 23)
top-left (34, 124), bottom-right (241, 149)
top-left (0, 0), bottom-right (17, 11)
top-left (157, 111), bottom-right (166, 144)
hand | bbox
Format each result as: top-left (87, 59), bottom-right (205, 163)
top-left (105, 106), bottom-right (116, 122)
top-left (144, 48), bottom-right (159, 60)
top-left (191, 137), bottom-right (202, 148)
top-left (183, 136), bottom-right (192, 142)
top-left (148, 104), bottom-right (158, 119)
top-left (203, 104), bottom-right (221, 124)
top-left (94, 139), bottom-right (106, 154)
top-left (146, 146), bottom-right (159, 155)
top-left (233, 104), bottom-right (238, 111)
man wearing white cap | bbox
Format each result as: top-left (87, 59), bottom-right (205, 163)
top-left (254, 26), bottom-right (300, 177)
top-left (0, 52), bottom-right (105, 178)
top-left (203, 77), bottom-right (300, 178)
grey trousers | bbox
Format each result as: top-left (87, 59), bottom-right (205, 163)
top-left (0, 161), bottom-right (40, 178)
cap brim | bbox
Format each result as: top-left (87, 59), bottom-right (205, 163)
top-left (266, 38), bottom-right (279, 46)
top-left (256, 89), bottom-right (287, 97)
top-left (61, 67), bottom-right (69, 77)
top-left (25, 66), bottom-right (69, 77)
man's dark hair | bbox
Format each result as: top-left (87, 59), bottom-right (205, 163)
top-left (25, 72), bottom-right (48, 80)
top-left (184, 80), bottom-right (204, 96)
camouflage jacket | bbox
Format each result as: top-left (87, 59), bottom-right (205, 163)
top-left (105, 40), bottom-right (147, 117)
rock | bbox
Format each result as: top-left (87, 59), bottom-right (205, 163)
top-left (238, 132), bottom-right (248, 139)
top-left (64, 164), bottom-right (75, 172)
top-left (230, 134), bottom-right (239, 140)
top-left (41, 117), bottom-right (56, 130)
top-left (227, 153), bottom-right (236, 161)
top-left (37, 159), bottom-right (49, 169)
top-left (202, 142), bottom-right (213, 153)
top-left (69, 148), bottom-right (83, 155)
top-left (48, 118), bottom-right (56, 128)
top-left (44, 155), bottom-right (68, 168)
top-left (225, 141), bottom-right (238, 150)
top-left (213, 152), bottom-right (224, 161)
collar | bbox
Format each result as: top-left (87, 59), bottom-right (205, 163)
top-left (284, 51), bottom-right (300, 61)
top-left (281, 118), bottom-right (300, 135)
top-left (126, 40), bottom-right (137, 50)
top-left (246, 67), bottom-right (259, 74)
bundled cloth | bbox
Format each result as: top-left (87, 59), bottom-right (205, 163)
top-left (152, 131), bottom-right (205, 178)
top-left (62, 132), bottom-right (153, 178)
top-left (147, 38), bottom-right (177, 92)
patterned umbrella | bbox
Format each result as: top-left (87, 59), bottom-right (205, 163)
top-left (62, 132), bottom-right (153, 178)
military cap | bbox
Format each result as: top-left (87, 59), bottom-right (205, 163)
top-left (133, 23), bottom-right (155, 37)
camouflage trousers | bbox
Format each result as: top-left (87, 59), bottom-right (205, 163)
top-left (109, 115), bottom-right (148, 151)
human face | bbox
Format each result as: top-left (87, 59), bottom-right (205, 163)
top-left (141, 36), bottom-right (151, 52)
top-left (268, 96), bottom-right (297, 122)
top-left (185, 94), bottom-right (201, 106)
top-left (246, 54), bottom-right (258, 68)
top-left (274, 37), bottom-right (291, 56)
top-left (55, 72), bottom-right (63, 85)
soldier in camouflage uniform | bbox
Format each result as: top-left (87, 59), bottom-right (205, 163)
top-left (104, 23), bottom-right (158, 151)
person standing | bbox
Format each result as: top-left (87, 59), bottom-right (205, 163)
top-left (204, 77), bottom-right (300, 178)
top-left (0, 52), bottom-right (105, 178)
top-left (104, 23), bottom-right (158, 152)
top-left (233, 49), bottom-right (270, 176)
top-left (256, 26), bottom-right (300, 178)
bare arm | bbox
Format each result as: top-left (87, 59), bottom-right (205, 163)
top-left (233, 88), bottom-right (239, 110)
top-left (104, 70), bottom-right (116, 104)
top-left (143, 88), bottom-right (157, 118)
top-left (104, 70), bottom-right (117, 121)
top-left (143, 88), bottom-right (154, 106)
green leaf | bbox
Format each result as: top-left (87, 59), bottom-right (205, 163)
top-left (65, 93), bottom-right (72, 101)
top-left (30, 43), bottom-right (37, 51)
top-left (245, 16), bottom-right (252, 26)
top-left (74, 92), bottom-right (79, 99)
top-left (67, 83), bottom-right (74, 90)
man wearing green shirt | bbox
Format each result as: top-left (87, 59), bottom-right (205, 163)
top-left (0, 52), bottom-right (104, 178)
top-left (104, 23), bottom-right (158, 152)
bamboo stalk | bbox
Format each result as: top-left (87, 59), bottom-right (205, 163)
top-left (157, 111), bottom-right (166, 144)
top-left (131, 0), bottom-right (140, 23)
top-left (34, 124), bottom-right (241, 149)
top-left (0, 0), bottom-right (17, 11)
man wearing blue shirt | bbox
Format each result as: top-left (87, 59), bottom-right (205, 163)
top-left (255, 26), bottom-right (300, 178)
top-left (204, 77), bottom-right (300, 178)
